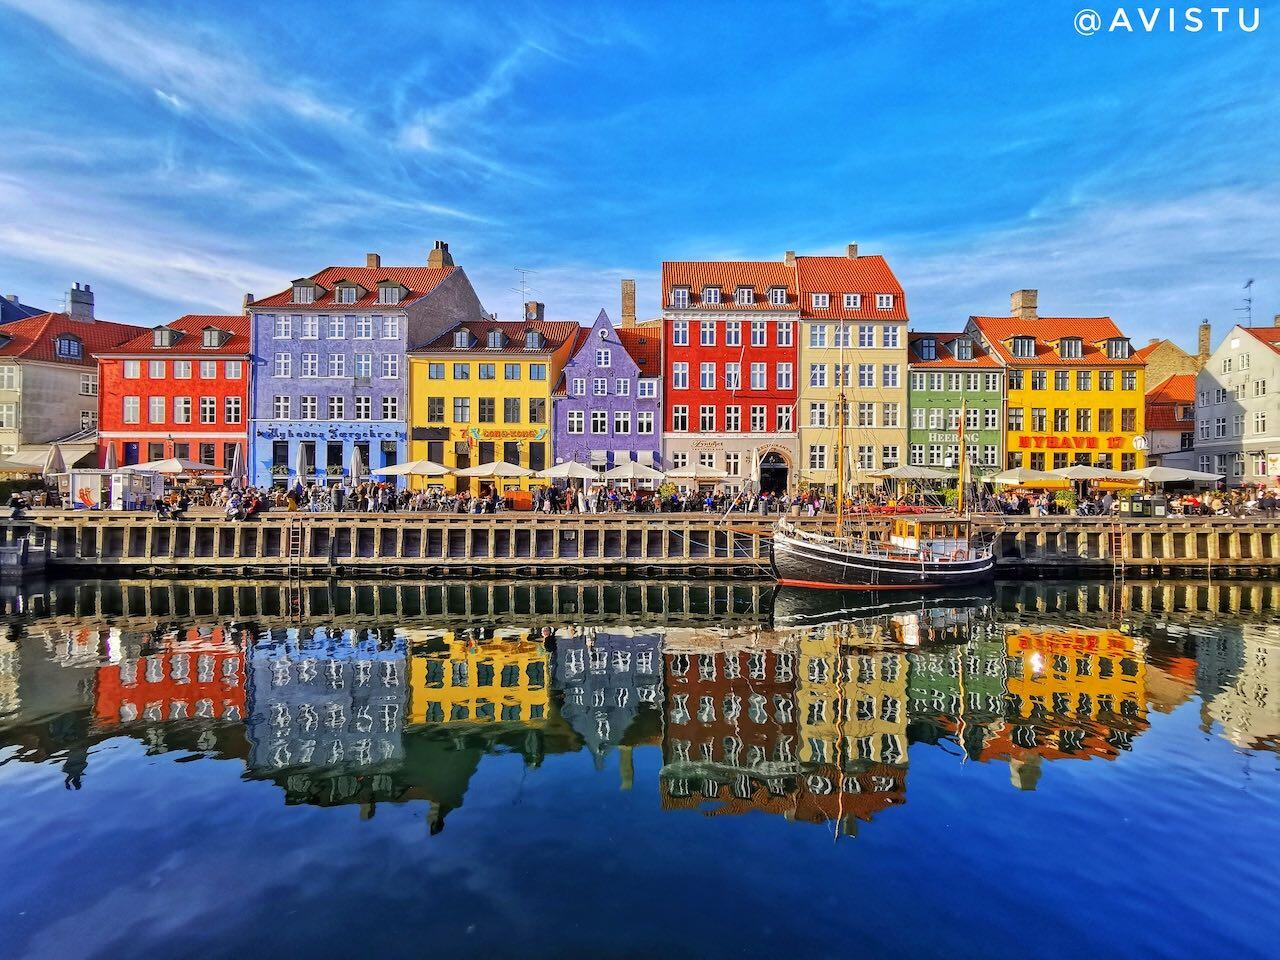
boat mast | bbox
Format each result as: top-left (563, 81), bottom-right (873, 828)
top-left (957, 398), bottom-right (966, 515)
top-left (836, 322), bottom-right (846, 536)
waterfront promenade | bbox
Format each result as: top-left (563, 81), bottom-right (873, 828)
top-left (3, 510), bottom-right (1280, 578)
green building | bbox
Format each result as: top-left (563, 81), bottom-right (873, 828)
top-left (907, 331), bottom-right (1004, 475)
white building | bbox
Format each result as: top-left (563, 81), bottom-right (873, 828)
top-left (1192, 323), bottom-right (1280, 486)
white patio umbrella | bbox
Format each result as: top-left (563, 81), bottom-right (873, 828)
top-left (1051, 464), bottom-right (1130, 481)
top-left (871, 464), bottom-right (956, 481)
top-left (42, 443), bottom-right (66, 477)
top-left (1122, 465), bottom-right (1224, 485)
top-left (989, 467), bottom-right (1062, 486)
top-left (228, 445), bottom-right (246, 489)
top-left (371, 458), bottom-right (450, 477)
top-left (603, 460), bottom-right (665, 483)
top-left (291, 444), bottom-right (310, 484)
top-left (538, 461), bottom-right (599, 481)
top-left (125, 457), bottom-right (219, 475)
top-left (665, 463), bottom-right (729, 481)
top-left (349, 446), bottom-right (366, 482)
top-left (102, 443), bottom-right (119, 471)
top-left (455, 460), bottom-right (535, 478)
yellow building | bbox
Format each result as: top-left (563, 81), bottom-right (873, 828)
top-left (408, 307), bottom-right (582, 492)
top-left (969, 290), bottom-right (1146, 473)
top-left (794, 250), bottom-right (910, 488)
top-left (1004, 628), bottom-right (1147, 725)
top-left (407, 630), bottom-right (551, 727)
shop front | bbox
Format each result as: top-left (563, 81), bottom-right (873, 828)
top-left (250, 422), bottom-right (407, 488)
top-left (661, 436), bottom-right (798, 493)
top-left (410, 423), bottom-right (550, 496)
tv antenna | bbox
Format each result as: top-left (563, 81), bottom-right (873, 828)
top-left (1236, 278), bottom-right (1255, 326)
top-left (510, 267), bottom-right (539, 311)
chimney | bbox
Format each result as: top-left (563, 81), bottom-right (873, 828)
top-left (68, 282), bottom-right (94, 321)
top-left (846, 242), bottom-right (859, 258)
top-left (1274, 314), bottom-right (1280, 328)
top-left (1198, 320), bottom-right (1212, 360)
top-left (1010, 289), bottom-right (1037, 321)
top-left (1148, 337), bottom-right (1160, 346)
top-left (366, 253), bottom-right (381, 269)
top-left (243, 293), bottom-right (254, 314)
top-left (524, 301), bottom-right (545, 323)
top-left (620, 279), bottom-right (636, 328)
top-left (4, 294), bottom-right (17, 304)
top-left (784, 250), bottom-right (795, 266)
top-left (427, 240), bottom-right (454, 268)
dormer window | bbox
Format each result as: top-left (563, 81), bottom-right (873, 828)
top-left (702, 286), bottom-right (721, 306)
top-left (336, 286), bottom-right (358, 304)
top-left (486, 329), bottom-right (507, 350)
top-left (876, 294), bottom-right (894, 310)
top-left (1105, 338), bottom-right (1131, 359)
top-left (735, 286), bottom-right (754, 306)
top-left (811, 293), bottom-right (830, 310)
top-left (453, 329), bottom-right (472, 349)
top-left (524, 329), bottom-right (544, 350)
top-left (291, 283), bottom-right (315, 304)
top-left (1059, 337), bottom-right (1083, 359)
top-left (843, 294), bottom-right (862, 310)
top-left (769, 286), bottom-right (788, 306)
top-left (152, 327), bottom-right (180, 348)
top-left (202, 327), bottom-right (230, 348)
top-left (953, 337), bottom-right (973, 361)
top-left (1011, 336), bottom-right (1037, 359)
top-left (55, 334), bottom-right (83, 359)
top-left (378, 284), bottom-right (402, 305)
top-left (918, 338), bottom-right (937, 361)
top-left (671, 287), bottom-right (690, 309)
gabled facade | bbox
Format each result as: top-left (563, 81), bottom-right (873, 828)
top-left (1143, 373), bottom-right (1196, 469)
top-left (907, 331), bottom-right (1003, 474)
top-left (551, 309), bottom-right (661, 471)
top-left (0, 283), bottom-right (140, 455)
top-left (95, 314), bottom-right (250, 468)
top-left (407, 306), bottom-right (580, 490)
top-left (1190, 323), bottom-right (1280, 485)
top-left (661, 259), bottom-right (800, 492)
top-left (968, 290), bottom-right (1146, 473)
top-left (246, 244), bottom-right (487, 486)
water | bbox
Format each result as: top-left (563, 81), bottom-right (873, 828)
top-left (0, 578), bottom-right (1277, 960)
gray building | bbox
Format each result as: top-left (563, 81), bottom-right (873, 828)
top-left (1190, 322), bottom-right (1280, 485)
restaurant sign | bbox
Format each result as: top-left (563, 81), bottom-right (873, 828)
top-left (1014, 434), bottom-right (1128, 450)
top-left (461, 426), bottom-right (548, 442)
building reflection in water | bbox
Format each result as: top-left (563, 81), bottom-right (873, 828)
top-left (0, 578), bottom-right (1275, 834)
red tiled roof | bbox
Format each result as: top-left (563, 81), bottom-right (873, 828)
top-left (97, 314), bottom-right (249, 357)
top-left (249, 266), bottom-right (455, 310)
top-left (1145, 373), bottom-right (1196, 431)
top-left (907, 331), bottom-right (1000, 368)
top-left (970, 315), bottom-right (1142, 366)
top-left (661, 262), bottom-right (796, 311)
top-left (1243, 326), bottom-right (1280, 357)
top-left (0, 312), bottom-right (142, 367)
top-left (1132, 341), bottom-right (1162, 361)
top-left (794, 254), bottom-right (908, 320)
top-left (618, 327), bottom-right (660, 373)
top-left (414, 318), bottom-right (581, 354)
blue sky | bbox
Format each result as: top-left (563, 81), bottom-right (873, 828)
top-left (0, 0), bottom-right (1277, 351)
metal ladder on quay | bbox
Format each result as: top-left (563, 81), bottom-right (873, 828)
top-left (286, 518), bottom-right (305, 621)
top-left (1109, 521), bottom-right (1126, 618)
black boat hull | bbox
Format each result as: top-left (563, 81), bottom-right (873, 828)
top-left (772, 529), bottom-right (995, 590)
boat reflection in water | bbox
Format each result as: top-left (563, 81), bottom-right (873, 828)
top-left (0, 578), bottom-right (1275, 838)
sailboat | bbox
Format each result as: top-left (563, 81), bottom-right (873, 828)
top-left (772, 333), bottom-right (996, 590)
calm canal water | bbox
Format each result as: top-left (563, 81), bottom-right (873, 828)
top-left (0, 577), bottom-right (1277, 960)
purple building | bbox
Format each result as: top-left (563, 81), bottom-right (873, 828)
top-left (246, 244), bottom-right (486, 487)
top-left (551, 309), bottom-right (662, 470)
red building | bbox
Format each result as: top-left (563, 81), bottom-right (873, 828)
top-left (96, 314), bottom-right (250, 468)
top-left (661, 262), bottom-right (800, 492)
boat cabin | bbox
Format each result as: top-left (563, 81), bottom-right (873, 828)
top-left (888, 517), bottom-right (975, 561)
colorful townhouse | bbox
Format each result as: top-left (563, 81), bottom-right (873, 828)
top-left (407, 304), bottom-right (580, 489)
top-left (245, 244), bottom-right (487, 487)
top-left (1189, 323), bottom-right (1280, 485)
top-left (0, 283), bottom-right (138, 460)
top-left (550, 308), bottom-right (662, 472)
top-left (795, 246), bottom-right (909, 489)
top-left (660, 259), bottom-right (800, 492)
top-left (95, 314), bottom-right (249, 468)
top-left (1142, 373), bottom-right (1197, 470)
top-left (968, 290), bottom-right (1146, 472)
top-left (907, 331), bottom-right (1003, 474)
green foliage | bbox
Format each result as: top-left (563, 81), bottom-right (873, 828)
top-left (657, 481), bottom-right (677, 499)
top-left (942, 486), bottom-right (960, 506)
top-left (1054, 489), bottom-right (1078, 509)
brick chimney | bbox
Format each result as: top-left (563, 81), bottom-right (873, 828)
top-left (1198, 320), bottom-right (1212, 361)
top-left (4, 294), bottom-right (18, 304)
top-left (1274, 314), bottom-right (1280, 328)
top-left (427, 241), bottom-right (454, 268)
top-left (243, 293), bottom-right (254, 314)
top-left (784, 250), bottom-right (795, 266)
top-left (524, 301), bottom-right (545, 322)
top-left (846, 242), bottom-right (859, 258)
top-left (620, 279), bottom-right (636, 328)
top-left (1010, 289), bottom-right (1038, 321)
top-left (366, 253), bottom-right (381, 268)
top-left (68, 282), bottom-right (94, 321)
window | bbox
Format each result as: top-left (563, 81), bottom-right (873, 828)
top-left (1105, 338), bottom-right (1131, 359)
top-left (777, 363), bottom-right (792, 389)
top-left (1253, 451), bottom-right (1268, 476)
top-left (1123, 370), bottom-right (1137, 390)
top-left (858, 445), bottom-right (874, 469)
top-left (301, 354), bottom-right (319, 378)
top-left (700, 362), bottom-right (716, 389)
top-left (80, 372), bottom-right (97, 395)
top-left (300, 315), bottom-right (319, 340)
top-left (354, 354), bottom-right (372, 378)
top-left (856, 324), bottom-right (873, 348)
top-left (769, 286), bottom-right (788, 306)
top-left (1241, 352), bottom-right (1251, 370)
top-left (299, 396), bottom-right (317, 419)
top-left (809, 445), bottom-right (827, 470)
top-left (882, 364), bottom-right (899, 388)
top-left (858, 364), bottom-right (874, 388)
top-left (329, 355), bottom-right (347, 378)
top-left (479, 363), bottom-right (496, 380)
top-left (858, 402), bottom-right (876, 427)
top-left (1011, 336), bottom-right (1036, 359)
top-left (174, 396), bottom-right (192, 423)
top-left (916, 337), bottom-right (937, 361)
top-left (1076, 408), bottom-right (1092, 431)
top-left (224, 396), bottom-right (242, 424)
top-left (614, 378), bottom-right (630, 397)
top-left (1054, 408), bottom-right (1069, 431)
top-left (809, 325), bottom-right (828, 349)
top-left (1059, 337), bottom-right (1083, 359)
top-left (672, 405), bottom-right (689, 431)
top-left (699, 321), bottom-right (716, 347)
top-left (811, 293), bottom-right (830, 310)
top-left (122, 360), bottom-right (141, 380)
top-left (122, 396), bottom-right (140, 423)
top-left (614, 411), bottom-right (631, 434)
top-left (199, 359), bottom-right (219, 379)
top-left (146, 396), bottom-right (164, 423)
top-left (1255, 411), bottom-right (1267, 434)
top-left (500, 397), bottom-right (518, 424)
top-left (478, 398), bottom-right (496, 423)
top-left (1031, 408), bottom-right (1047, 431)
top-left (702, 286), bottom-right (721, 306)
top-left (671, 288), bottom-right (690, 309)
top-left (1008, 370), bottom-right (1023, 390)
top-left (1121, 408), bottom-right (1137, 432)
top-left (273, 315), bottom-right (291, 338)
top-left (809, 364), bottom-right (828, 388)
top-left (568, 411), bottom-right (585, 434)
top-left (1031, 370), bottom-right (1047, 390)
top-left (454, 397), bottom-right (471, 423)
top-left (144, 360), bottom-right (163, 379)
top-left (1199, 455), bottom-right (1212, 473)
top-left (724, 363), bottom-right (741, 390)
top-left (750, 405), bottom-right (767, 431)
top-left (672, 363), bottom-right (688, 389)
top-left (379, 286), bottom-right (401, 306)
top-left (1008, 408), bottom-right (1024, 431)
top-left (1198, 419), bottom-right (1210, 440)
top-left (504, 363), bottom-right (521, 380)
top-left (337, 286), bottom-right (358, 304)
top-left (699, 405), bottom-right (716, 432)
top-left (725, 406), bottom-right (741, 431)
top-left (638, 411), bottom-right (654, 434)
top-left (273, 353), bottom-right (292, 377)
top-left (639, 379), bottom-right (658, 399)
top-left (1077, 371), bottom-right (1092, 391)
top-left (381, 396), bottom-right (399, 420)
top-left (1233, 413), bottom-right (1245, 436)
top-left (750, 363), bottom-right (766, 390)
top-left (453, 329), bottom-right (471, 349)
top-left (173, 360), bottom-right (191, 379)
top-left (272, 396), bottom-right (290, 419)
top-left (726, 321), bottom-right (741, 346)
top-left (776, 322), bottom-right (793, 347)
top-left (594, 377), bottom-right (608, 396)
top-left (751, 321), bottom-right (767, 346)
top-left (382, 355), bottom-right (400, 378)
top-left (356, 316), bottom-right (373, 339)
top-left (672, 320), bottom-right (689, 345)
top-left (1099, 371), bottom-right (1115, 391)
top-left (591, 410), bottom-right (608, 434)
top-left (842, 293), bottom-right (861, 310)
top-left (776, 407), bottom-right (792, 431)
top-left (329, 315), bottom-right (346, 339)
top-left (354, 396), bottom-right (372, 420)
top-left (1051, 370), bottom-right (1068, 391)
top-left (735, 286), bottom-right (754, 306)
top-left (198, 396), bottom-right (216, 424)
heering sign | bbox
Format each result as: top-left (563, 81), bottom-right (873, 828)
top-left (1015, 434), bottom-right (1127, 450)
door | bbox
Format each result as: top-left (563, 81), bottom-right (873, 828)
top-left (123, 442), bottom-right (139, 466)
top-left (759, 452), bottom-right (789, 495)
